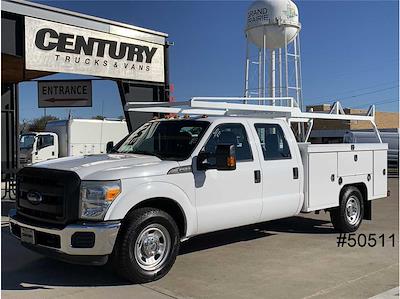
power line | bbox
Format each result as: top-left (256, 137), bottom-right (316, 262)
top-left (339, 86), bottom-right (398, 100)
top-left (353, 98), bottom-right (399, 109)
top-left (306, 80), bottom-right (398, 103)
top-left (317, 57), bottom-right (399, 78)
top-left (310, 85), bottom-right (399, 105)
top-left (374, 99), bottom-right (399, 106)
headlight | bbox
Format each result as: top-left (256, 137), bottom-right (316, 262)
top-left (79, 180), bottom-right (121, 220)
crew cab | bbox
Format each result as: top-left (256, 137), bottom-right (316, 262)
top-left (9, 112), bottom-right (388, 283)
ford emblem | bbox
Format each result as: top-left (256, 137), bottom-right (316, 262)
top-left (26, 191), bottom-right (42, 205)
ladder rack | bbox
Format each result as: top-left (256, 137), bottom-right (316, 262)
top-left (124, 97), bottom-right (382, 142)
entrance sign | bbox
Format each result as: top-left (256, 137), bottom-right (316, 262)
top-left (38, 80), bottom-right (92, 108)
top-left (25, 17), bottom-right (165, 83)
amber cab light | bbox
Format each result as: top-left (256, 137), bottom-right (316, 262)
top-left (227, 156), bottom-right (236, 167)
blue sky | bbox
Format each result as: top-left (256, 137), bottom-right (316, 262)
top-left (19, 0), bottom-right (399, 121)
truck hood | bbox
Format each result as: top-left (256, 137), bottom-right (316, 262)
top-left (33, 154), bottom-right (179, 180)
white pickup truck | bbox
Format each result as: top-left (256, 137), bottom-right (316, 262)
top-left (9, 98), bottom-right (388, 283)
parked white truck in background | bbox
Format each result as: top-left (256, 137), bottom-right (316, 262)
top-left (19, 119), bottom-right (128, 166)
top-left (344, 129), bottom-right (399, 169)
top-left (309, 129), bottom-right (399, 170)
top-left (10, 98), bottom-right (388, 283)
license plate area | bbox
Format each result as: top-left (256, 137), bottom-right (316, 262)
top-left (20, 227), bottom-right (35, 244)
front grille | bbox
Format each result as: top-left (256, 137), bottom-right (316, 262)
top-left (16, 167), bottom-right (81, 225)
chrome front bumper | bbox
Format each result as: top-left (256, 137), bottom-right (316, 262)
top-left (9, 209), bottom-right (121, 264)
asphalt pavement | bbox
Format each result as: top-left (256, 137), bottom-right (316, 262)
top-left (1, 178), bottom-right (398, 299)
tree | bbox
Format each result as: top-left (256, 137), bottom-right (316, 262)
top-left (19, 120), bottom-right (30, 134)
top-left (28, 115), bottom-right (59, 132)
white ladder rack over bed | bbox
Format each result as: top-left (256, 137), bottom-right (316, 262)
top-left (124, 97), bottom-right (382, 143)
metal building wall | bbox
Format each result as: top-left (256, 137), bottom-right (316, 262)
top-left (1, 11), bottom-right (23, 179)
top-left (1, 84), bottom-right (19, 178)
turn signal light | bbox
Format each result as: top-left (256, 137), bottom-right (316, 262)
top-left (105, 188), bottom-right (121, 201)
top-left (227, 156), bottom-right (236, 167)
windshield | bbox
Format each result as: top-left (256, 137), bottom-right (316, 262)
top-left (114, 120), bottom-right (210, 160)
top-left (19, 134), bottom-right (36, 150)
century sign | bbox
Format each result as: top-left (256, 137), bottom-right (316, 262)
top-left (25, 17), bottom-right (165, 83)
top-left (38, 80), bottom-right (92, 108)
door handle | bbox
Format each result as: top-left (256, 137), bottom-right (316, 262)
top-left (254, 170), bottom-right (261, 183)
top-left (293, 167), bottom-right (299, 179)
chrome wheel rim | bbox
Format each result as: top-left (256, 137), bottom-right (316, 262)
top-left (134, 224), bottom-right (171, 271)
top-left (346, 196), bottom-right (361, 225)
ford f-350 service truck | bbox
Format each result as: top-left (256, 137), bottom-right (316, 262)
top-left (9, 97), bottom-right (388, 283)
top-left (19, 119), bottom-right (128, 166)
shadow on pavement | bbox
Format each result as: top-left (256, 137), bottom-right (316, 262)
top-left (1, 227), bottom-right (128, 290)
top-left (262, 215), bottom-right (334, 234)
top-left (1, 214), bottom-right (333, 290)
top-left (180, 216), bottom-right (334, 255)
top-left (180, 224), bottom-right (276, 255)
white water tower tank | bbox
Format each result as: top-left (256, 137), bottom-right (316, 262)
top-left (246, 0), bottom-right (300, 49)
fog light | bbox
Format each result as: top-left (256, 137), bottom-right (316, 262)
top-left (71, 232), bottom-right (95, 248)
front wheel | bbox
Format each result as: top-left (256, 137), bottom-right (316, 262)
top-left (111, 208), bottom-right (180, 283)
top-left (330, 186), bottom-right (364, 233)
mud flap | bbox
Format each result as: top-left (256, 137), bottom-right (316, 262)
top-left (363, 200), bottom-right (372, 220)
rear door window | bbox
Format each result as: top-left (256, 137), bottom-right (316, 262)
top-left (254, 124), bottom-right (291, 160)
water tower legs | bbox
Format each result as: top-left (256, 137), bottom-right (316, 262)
top-left (243, 25), bottom-right (302, 112)
top-left (278, 48), bottom-right (282, 98)
top-left (269, 49), bottom-right (276, 101)
top-left (244, 39), bottom-right (250, 100)
top-left (258, 49), bottom-right (262, 99)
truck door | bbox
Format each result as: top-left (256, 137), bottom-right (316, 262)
top-left (194, 122), bottom-right (262, 234)
top-left (250, 121), bottom-right (302, 221)
top-left (34, 134), bottom-right (57, 163)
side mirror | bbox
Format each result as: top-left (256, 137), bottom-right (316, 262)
top-left (197, 152), bottom-right (209, 171)
top-left (106, 141), bottom-right (114, 153)
top-left (215, 144), bottom-right (236, 171)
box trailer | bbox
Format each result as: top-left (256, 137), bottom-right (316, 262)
top-left (19, 119), bottom-right (128, 165)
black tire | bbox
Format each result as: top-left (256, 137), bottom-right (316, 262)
top-left (330, 186), bottom-right (364, 233)
top-left (111, 207), bottom-right (180, 283)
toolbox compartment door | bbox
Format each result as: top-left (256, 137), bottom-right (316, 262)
top-left (373, 150), bottom-right (387, 197)
top-left (307, 152), bottom-right (339, 211)
top-left (338, 151), bottom-right (373, 177)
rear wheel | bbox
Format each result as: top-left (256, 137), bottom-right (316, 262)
top-left (330, 186), bottom-right (364, 232)
top-left (111, 208), bottom-right (180, 283)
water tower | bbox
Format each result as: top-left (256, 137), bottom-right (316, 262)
top-left (244, 0), bottom-right (302, 109)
